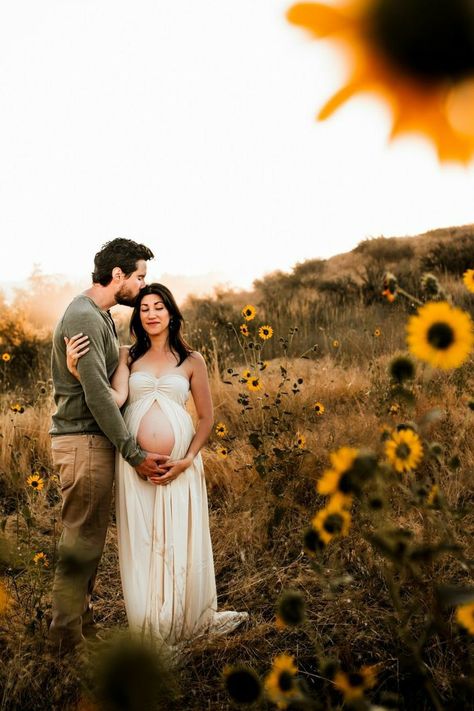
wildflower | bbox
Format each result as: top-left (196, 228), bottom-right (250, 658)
top-left (241, 369), bottom-right (252, 382)
top-left (242, 305), bottom-right (256, 321)
top-left (216, 446), bottom-right (229, 459)
top-left (318, 447), bottom-right (375, 497)
top-left (332, 339), bottom-right (340, 348)
top-left (9, 403), bottom-right (25, 414)
top-left (427, 484), bottom-right (441, 508)
top-left (223, 665), bottom-right (262, 704)
top-left (463, 269), bottom-right (474, 294)
top-left (389, 354), bottom-right (415, 383)
top-left (382, 272), bottom-right (398, 301)
top-left (295, 432), bottom-right (306, 449)
top-left (26, 473), bottom-right (44, 491)
top-left (240, 324), bottom-right (249, 337)
top-left (264, 654), bottom-right (300, 708)
top-left (287, 0), bottom-right (474, 163)
top-left (313, 401), bottom-right (325, 415)
top-left (421, 273), bottom-right (443, 299)
top-left (303, 526), bottom-right (325, 555)
top-left (385, 429), bottom-right (423, 474)
top-left (2, 353), bottom-right (11, 362)
top-left (259, 360), bottom-right (268, 371)
top-left (276, 590), bottom-right (306, 629)
top-left (215, 422), bottom-right (228, 437)
top-left (374, 328), bottom-right (381, 337)
top-left (0, 581), bottom-right (12, 615)
top-left (455, 602), bottom-right (474, 635)
top-left (407, 302), bottom-right (474, 369)
top-left (312, 498), bottom-right (351, 545)
top-left (258, 325), bottom-right (273, 340)
top-left (33, 552), bottom-right (49, 567)
top-left (247, 376), bottom-right (263, 392)
top-left (334, 666), bottom-right (377, 702)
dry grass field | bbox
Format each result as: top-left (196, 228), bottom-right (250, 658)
top-left (1, 229), bottom-right (474, 710)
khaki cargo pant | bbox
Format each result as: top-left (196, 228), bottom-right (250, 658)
top-left (49, 433), bottom-right (115, 645)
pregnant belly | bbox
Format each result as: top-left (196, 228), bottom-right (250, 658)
top-left (137, 402), bottom-right (175, 455)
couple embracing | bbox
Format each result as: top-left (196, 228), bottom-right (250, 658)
top-left (49, 238), bottom-right (247, 651)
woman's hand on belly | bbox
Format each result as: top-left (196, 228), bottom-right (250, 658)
top-left (148, 455), bottom-right (194, 486)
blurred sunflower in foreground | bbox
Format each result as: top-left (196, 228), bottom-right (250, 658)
top-left (287, 0), bottom-right (474, 162)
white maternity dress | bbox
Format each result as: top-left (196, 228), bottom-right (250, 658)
top-left (115, 371), bottom-right (247, 645)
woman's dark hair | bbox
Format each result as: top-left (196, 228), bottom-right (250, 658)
top-left (129, 283), bottom-right (193, 366)
top-left (92, 238), bottom-right (154, 286)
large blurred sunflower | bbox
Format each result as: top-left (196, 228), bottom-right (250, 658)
top-left (334, 665), bottom-right (377, 701)
top-left (406, 301), bottom-right (474, 369)
top-left (312, 497), bottom-right (352, 544)
top-left (287, 0), bottom-right (474, 162)
top-left (264, 654), bottom-right (300, 708)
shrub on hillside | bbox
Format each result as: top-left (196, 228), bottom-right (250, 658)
top-left (420, 232), bottom-right (474, 275)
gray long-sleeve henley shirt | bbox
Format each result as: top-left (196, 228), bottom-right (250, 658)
top-left (50, 294), bottom-right (145, 467)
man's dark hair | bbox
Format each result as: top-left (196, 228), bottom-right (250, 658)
top-left (92, 238), bottom-right (154, 286)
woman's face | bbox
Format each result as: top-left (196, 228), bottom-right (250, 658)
top-left (139, 293), bottom-right (171, 336)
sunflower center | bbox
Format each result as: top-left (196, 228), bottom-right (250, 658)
top-left (368, 0), bottom-right (474, 81)
top-left (32, 481), bottom-right (39, 488)
top-left (395, 443), bottom-right (411, 460)
top-left (348, 672), bottom-right (364, 688)
top-left (278, 671), bottom-right (294, 692)
top-left (427, 322), bottom-right (455, 350)
top-left (323, 513), bottom-right (343, 534)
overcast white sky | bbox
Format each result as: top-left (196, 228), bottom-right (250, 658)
top-left (1, 0), bottom-right (473, 293)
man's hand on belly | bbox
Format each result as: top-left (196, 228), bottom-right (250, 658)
top-left (135, 452), bottom-right (169, 479)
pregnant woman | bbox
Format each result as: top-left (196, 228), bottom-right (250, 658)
top-left (66, 283), bottom-right (247, 646)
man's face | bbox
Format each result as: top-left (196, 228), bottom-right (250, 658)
top-left (115, 259), bottom-right (147, 306)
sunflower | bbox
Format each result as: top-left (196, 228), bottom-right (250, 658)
top-left (240, 324), bottom-right (249, 337)
top-left (242, 304), bottom-right (256, 321)
top-left (259, 360), bottom-right (269, 370)
top-left (312, 498), bottom-right (352, 544)
top-left (385, 428), bottom-right (423, 474)
top-left (317, 446), bottom-right (359, 496)
top-left (241, 369), bottom-right (252, 382)
top-left (374, 328), bottom-right (381, 337)
top-left (264, 654), bottom-right (300, 708)
top-left (215, 422), bottom-right (228, 437)
top-left (258, 325), bottom-right (274, 340)
top-left (295, 432), bottom-right (306, 449)
top-left (332, 339), bottom-right (340, 348)
top-left (33, 552), bottom-right (49, 567)
top-left (406, 302), bottom-right (474, 369)
top-left (26, 473), bottom-right (44, 491)
top-left (313, 401), bottom-right (325, 415)
top-left (334, 666), bottom-right (377, 701)
top-left (217, 446), bottom-right (229, 459)
top-left (9, 403), bottom-right (24, 414)
top-left (287, 0), bottom-right (474, 163)
top-left (463, 269), bottom-right (474, 294)
top-left (223, 665), bottom-right (262, 704)
top-left (2, 353), bottom-right (11, 362)
top-left (247, 376), bottom-right (263, 392)
top-left (455, 602), bottom-right (474, 635)
top-left (427, 483), bottom-right (441, 507)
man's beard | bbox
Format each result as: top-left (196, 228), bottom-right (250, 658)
top-left (115, 286), bottom-right (137, 307)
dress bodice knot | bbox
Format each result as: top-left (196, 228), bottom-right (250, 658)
top-left (128, 371), bottom-right (190, 407)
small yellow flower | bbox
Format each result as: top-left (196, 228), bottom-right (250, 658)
top-left (374, 328), bottom-right (381, 337)
top-left (264, 654), bottom-right (300, 708)
top-left (9, 403), bottom-right (24, 414)
top-left (313, 401), bottom-right (325, 415)
top-left (217, 446), bottom-right (229, 459)
top-left (215, 422), bottom-right (228, 437)
top-left (259, 360), bottom-right (268, 371)
top-left (33, 552), bottom-right (49, 567)
top-left (312, 497), bottom-right (351, 545)
top-left (463, 269), bottom-right (474, 294)
top-left (382, 289), bottom-right (397, 303)
top-left (456, 602), bottom-right (474, 635)
top-left (332, 339), bottom-right (340, 348)
top-left (242, 304), bottom-right (256, 321)
top-left (334, 666), bottom-right (377, 702)
top-left (247, 376), bottom-right (263, 392)
top-left (427, 483), bottom-right (441, 507)
top-left (295, 432), bottom-right (306, 449)
top-left (385, 429), bottom-right (423, 474)
top-left (258, 325), bottom-right (273, 340)
top-left (2, 353), bottom-right (11, 362)
top-left (241, 369), bottom-right (252, 382)
top-left (26, 473), bottom-right (44, 491)
top-left (407, 301), bottom-right (474, 369)
top-left (317, 446), bottom-right (359, 496)
top-left (240, 324), bottom-right (249, 337)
